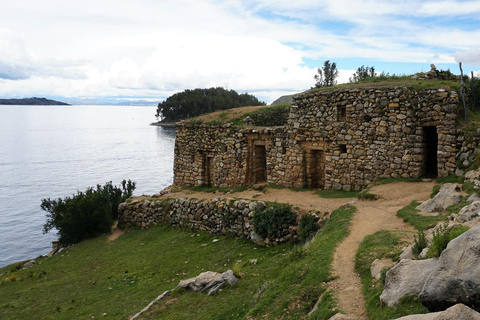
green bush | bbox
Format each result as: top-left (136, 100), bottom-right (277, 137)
top-left (42, 180), bottom-right (136, 245)
top-left (299, 213), bottom-right (319, 242)
top-left (426, 222), bottom-right (450, 258)
top-left (412, 231), bottom-right (427, 258)
top-left (253, 204), bottom-right (297, 239)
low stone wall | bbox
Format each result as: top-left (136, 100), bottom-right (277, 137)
top-left (118, 197), bottom-right (300, 244)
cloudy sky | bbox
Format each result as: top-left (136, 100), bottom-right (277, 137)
top-left (0, 0), bottom-right (479, 104)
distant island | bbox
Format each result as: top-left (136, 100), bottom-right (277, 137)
top-left (0, 97), bottom-right (70, 105)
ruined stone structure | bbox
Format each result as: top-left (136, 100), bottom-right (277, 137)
top-left (174, 87), bottom-right (460, 191)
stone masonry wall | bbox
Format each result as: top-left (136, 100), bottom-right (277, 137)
top-left (118, 197), bottom-right (300, 244)
top-left (173, 87), bottom-right (461, 191)
top-left (289, 87), bottom-right (459, 190)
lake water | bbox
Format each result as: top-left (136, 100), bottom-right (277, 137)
top-left (0, 105), bottom-right (175, 268)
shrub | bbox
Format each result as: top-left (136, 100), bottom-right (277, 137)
top-left (299, 214), bottom-right (319, 242)
top-left (425, 224), bottom-right (469, 259)
top-left (426, 223), bottom-right (450, 258)
top-left (412, 231), bottom-right (427, 258)
top-left (42, 180), bottom-right (136, 245)
top-left (253, 204), bottom-right (297, 239)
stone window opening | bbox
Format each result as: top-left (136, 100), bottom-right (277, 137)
top-left (339, 144), bottom-right (347, 154)
top-left (338, 106), bottom-right (347, 121)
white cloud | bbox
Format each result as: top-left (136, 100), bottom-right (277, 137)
top-left (0, 0), bottom-right (478, 102)
top-left (454, 48), bottom-right (480, 66)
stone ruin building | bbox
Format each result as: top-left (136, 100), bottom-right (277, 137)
top-left (173, 86), bottom-right (460, 191)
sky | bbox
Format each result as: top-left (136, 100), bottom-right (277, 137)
top-left (0, 0), bottom-right (479, 104)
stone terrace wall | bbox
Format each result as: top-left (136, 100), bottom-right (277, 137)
top-left (118, 198), bottom-right (300, 244)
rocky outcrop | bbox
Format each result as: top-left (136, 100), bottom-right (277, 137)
top-left (118, 197), bottom-right (301, 244)
top-left (380, 258), bottom-right (438, 307)
top-left (420, 223), bottom-right (480, 311)
top-left (394, 303), bottom-right (480, 319)
top-left (416, 184), bottom-right (461, 214)
top-left (455, 201), bottom-right (480, 223)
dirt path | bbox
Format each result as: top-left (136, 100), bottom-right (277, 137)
top-left (162, 188), bottom-right (350, 214)
top-left (108, 221), bottom-right (124, 241)
top-left (157, 181), bottom-right (436, 318)
top-left (328, 181), bottom-right (436, 318)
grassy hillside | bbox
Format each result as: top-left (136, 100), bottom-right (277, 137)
top-left (0, 205), bottom-right (355, 320)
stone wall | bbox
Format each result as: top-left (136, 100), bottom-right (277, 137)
top-left (174, 86), bottom-right (461, 191)
top-left (289, 87), bottom-right (459, 190)
top-left (118, 197), bottom-right (300, 244)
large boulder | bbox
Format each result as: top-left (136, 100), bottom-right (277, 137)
top-left (176, 270), bottom-right (238, 295)
top-left (393, 303), bottom-right (480, 319)
top-left (371, 258), bottom-right (394, 280)
top-left (416, 184), bottom-right (461, 214)
top-left (455, 201), bottom-right (480, 223)
top-left (420, 223), bottom-right (480, 311)
top-left (380, 258), bottom-right (438, 307)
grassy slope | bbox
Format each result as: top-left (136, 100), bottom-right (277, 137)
top-left (0, 205), bottom-right (355, 320)
top-left (0, 226), bottom-right (289, 319)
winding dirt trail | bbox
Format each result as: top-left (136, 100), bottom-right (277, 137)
top-left (151, 181), bottom-right (436, 318)
top-left (328, 181), bottom-right (436, 318)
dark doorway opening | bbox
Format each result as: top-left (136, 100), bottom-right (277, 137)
top-left (253, 145), bottom-right (267, 183)
top-left (306, 150), bottom-right (325, 188)
top-left (205, 156), bottom-right (213, 186)
top-left (423, 126), bottom-right (438, 178)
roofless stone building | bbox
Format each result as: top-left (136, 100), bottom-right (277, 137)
top-left (173, 86), bottom-right (460, 191)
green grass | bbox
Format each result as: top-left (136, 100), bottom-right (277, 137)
top-left (245, 205), bottom-right (357, 319)
top-left (445, 201), bottom-right (469, 215)
top-left (462, 181), bottom-right (475, 195)
top-left (315, 189), bottom-right (359, 199)
top-left (309, 78), bottom-right (461, 93)
top-left (396, 201), bottom-right (448, 231)
top-left (229, 104), bottom-right (290, 127)
top-left (430, 185), bottom-right (441, 198)
top-left (0, 226), bottom-right (290, 319)
top-left (355, 230), bottom-right (428, 319)
top-left (435, 175), bottom-right (461, 184)
top-left (0, 205), bottom-right (356, 320)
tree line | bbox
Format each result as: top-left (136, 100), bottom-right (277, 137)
top-left (156, 87), bottom-right (265, 122)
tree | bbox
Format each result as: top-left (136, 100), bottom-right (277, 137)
top-left (314, 60), bottom-right (339, 88)
top-left (42, 180), bottom-right (136, 245)
top-left (156, 87), bottom-right (265, 122)
top-left (349, 65), bottom-right (376, 82)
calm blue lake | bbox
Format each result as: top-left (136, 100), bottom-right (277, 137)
top-left (0, 105), bottom-right (175, 268)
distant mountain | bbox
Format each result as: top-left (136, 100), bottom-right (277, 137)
top-left (270, 94), bottom-right (294, 106)
top-left (0, 97), bottom-right (70, 105)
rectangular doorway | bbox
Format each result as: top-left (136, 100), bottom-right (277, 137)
top-left (204, 156), bottom-right (214, 186)
top-left (306, 150), bottom-right (325, 188)
top-left (253, 145), bottom-right (267, 183)
top-left (423, 126), bottom-right (438, 177)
